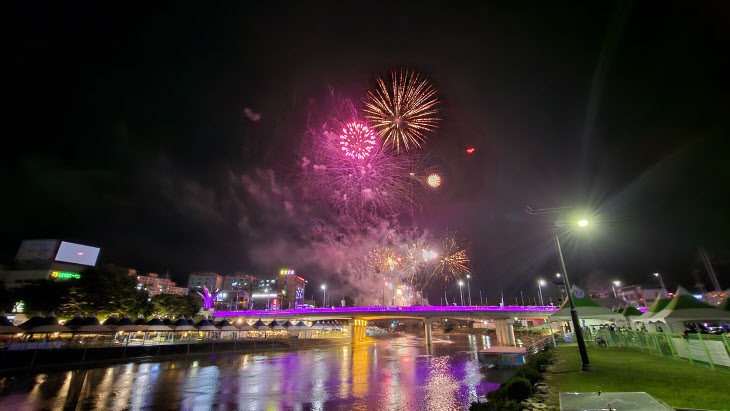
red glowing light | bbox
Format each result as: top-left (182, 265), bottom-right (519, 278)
top-left (466, 147), bottom-right (475, 154)
top-left (339, 122), bottom-right (377, 160)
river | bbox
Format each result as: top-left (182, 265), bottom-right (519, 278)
top-left (0, 333), bottom-right (512, 410)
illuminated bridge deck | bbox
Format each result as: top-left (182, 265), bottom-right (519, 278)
top-left (213, 305), bottom-right (559, 320)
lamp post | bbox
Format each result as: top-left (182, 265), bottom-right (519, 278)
top-left (466, 274), bottom-right (472, 305)
top-left (612, 280), bottom-right (621, 298)
top-left (458, 281), bottom-right (465, 306)
top-left (538, 280), bottom-right (545, 306)
top-left (321, 284), bottom-right (327, 308)
top-left (653, 273), bottom-right (667, 297)
top-left (265, 287), bottom-right (271, 310)
top-left (555, 219), bottom-right (592, 372)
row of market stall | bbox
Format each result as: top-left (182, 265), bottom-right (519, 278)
top-left (1, 312), bottom-right (378, 350)
top-left (548, 286), bottom-right (730, 334)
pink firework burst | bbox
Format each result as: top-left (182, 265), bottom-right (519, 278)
top-left (339, 122), bottom-right (377, 160)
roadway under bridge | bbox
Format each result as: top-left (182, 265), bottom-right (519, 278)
top-left (213, 306), bottom-right (558, 346)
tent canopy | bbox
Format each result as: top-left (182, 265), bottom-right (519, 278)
top-left (637, 297), bottom-right (673, 320)
top-left (651, 286), bottom-right (730, 322)
top-left (549, 287), bottom-right (622, 321)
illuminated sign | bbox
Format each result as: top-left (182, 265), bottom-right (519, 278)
top-left (55, 241), bottom-right (100, 266)
top-left (51, 271), bottom-right (81, 280)
top-left (296, 276), bottom-right (306, 282)
top-left (280, 269), bottom-right (295, 275)
top-left (252, 293), bottom-right (278, 298)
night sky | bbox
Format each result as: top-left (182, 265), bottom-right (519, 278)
top-left (3, 2), bottom-right (729, 300)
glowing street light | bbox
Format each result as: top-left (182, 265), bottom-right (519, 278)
top-left (538, 280), bottom-right (546, 306)
top-left (321, 284), bottom-right (327, 308)
top-left (555, 217), bottom-right (593, 371)
top-left (653, 272), bottom-right (668, 298)
top-left (458, 281), bottom-right (465, 306)
top-left (612, 280), bottom-right (621, 298)
top-left (466, 274), bottom-right (472, 306)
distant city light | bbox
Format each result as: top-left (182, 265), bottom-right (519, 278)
top-left (466, 147), bottom-right (475, 154)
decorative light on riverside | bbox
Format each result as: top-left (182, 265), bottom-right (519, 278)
top-left (196, 286), bottom-right (220, 310)
top-left (364, 69), bottom-right (440, 152)
top-left (426, 173), bottom-right (441, 188)
top-left (339, 122), bottom-right (377, 160)
top-left (466, 147), bottom-right (475, 154)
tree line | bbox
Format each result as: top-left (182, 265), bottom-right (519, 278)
top-left (0, 264), bottom-right (200, 319)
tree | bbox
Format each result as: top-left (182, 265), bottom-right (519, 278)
top-left (343, 295), bottom-right (357, 307)
top-left (151, 294), bottom-right (201, 318)
top-left (0, 281), bottom-right (17, 312)
top-left (14, 280), bottom-right (72, 314)
top-left (55, 264), bottom-right (152, 318)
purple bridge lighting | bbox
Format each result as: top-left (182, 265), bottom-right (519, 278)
top-left (213, 305), bottom-right (562, 319)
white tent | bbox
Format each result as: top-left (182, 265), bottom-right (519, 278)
top-left (649, 286), bottom-right (730, 332)
top-left (549, 287), bottom-right (623, 321)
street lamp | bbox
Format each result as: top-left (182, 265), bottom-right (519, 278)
top-left (458, 281), bottom-right (465, 306)
top-left (321, 284), bottom-right (327, 308)
top-left (538, 280), bottom-right (545, 306)
top-left (653, 273), bottom-right (667, 298)
top-left (612, 280), bottom-right (621, 298)
top-left (555, 219), bottom-right (593, 372)
top-left (265, 287), bottom-right (270, 310)
top-left (466, 274), bottom-right (472, 306)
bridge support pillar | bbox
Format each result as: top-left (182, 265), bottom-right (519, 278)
top-left (424, 318), bottom-right (432, 346)
top-left (494, 319), bottom-right (516, 346)
top-left (350, 319), bottom-right (367, 344)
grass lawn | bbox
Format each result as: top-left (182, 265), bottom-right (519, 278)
top-left (547, 346), bottom-right (730, 410)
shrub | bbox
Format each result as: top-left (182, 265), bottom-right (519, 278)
top-left (486, 399), bottom-right (522, 411)
top-left (514, 365), bottom-right (541, 384)
top-left (504, 377), bottom-right (532, 402)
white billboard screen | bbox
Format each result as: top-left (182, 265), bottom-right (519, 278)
top-left (54, 241), bottom-right (100, 266)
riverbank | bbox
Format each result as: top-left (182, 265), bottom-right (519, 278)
top-left (544, 346), bottom-right (730, 410)
top-left (0, 334), bottom-right (402, 376)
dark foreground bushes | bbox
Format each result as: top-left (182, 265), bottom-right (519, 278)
top-left (470, 348), bottom-right (553, 411)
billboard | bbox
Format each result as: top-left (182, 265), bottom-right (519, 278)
top-left (15, 239), bottom-right (60, 264)
top-left (54, 241), bottom-right (100, 266)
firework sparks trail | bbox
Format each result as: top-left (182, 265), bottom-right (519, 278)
top-left (364, 69), bottom-right (440, 152)
top-left (339, 121), bottom-right (377, 160)
top-left (300, 98), bottom-right (428, 222)
top-left (425, 232), bottom-right (472, 287)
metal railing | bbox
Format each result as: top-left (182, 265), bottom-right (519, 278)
top-left (589, 329), bottom-right (730, 373)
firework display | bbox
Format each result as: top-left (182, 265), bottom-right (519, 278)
top-left (291, 72), bottom-right (474, 305)
top-left (426, 173), bottom-right (441, 188)
top-left (429, 233), bottom-right (472, 285)
top-left (364, 69), bottom-right (440, 152)
top-left (339, 122), bottom-right (377, 160)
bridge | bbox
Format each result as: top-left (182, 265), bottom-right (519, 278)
top-left (213, 305), bottom-right (558, 346)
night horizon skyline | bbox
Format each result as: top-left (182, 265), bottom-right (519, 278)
top-left (2, 2), bottom-right (729, 298)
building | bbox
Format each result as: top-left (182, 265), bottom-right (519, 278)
top-left (222, 273), bottom-right (256, 292)
top-left (251, 276), bottom-right (279, 310)
top-left (187, 272), bottom-right (223, 291)
top-left (277, 269), bottom-right (307, 309)
top-left (214, 273), bottom-right (256, 310)
top-left (616, 285), bottom-right (666, 307)
top-left (0, 239), bottom-right (100, 288)
top-left (130, 270), bottom-right (187, 296)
